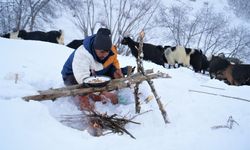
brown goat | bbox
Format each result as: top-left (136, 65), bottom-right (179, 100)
top-left (221, 64), bottom-right (250, 86)
top-left (221, 64), bottom-right (235, 85)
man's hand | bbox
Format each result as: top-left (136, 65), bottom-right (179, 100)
top-left (113, 69), bottom-right (123, 79)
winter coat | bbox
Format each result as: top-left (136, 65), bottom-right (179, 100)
top-left (61, 34), bottom-right (120, 84)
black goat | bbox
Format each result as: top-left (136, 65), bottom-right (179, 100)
top-left (200, 54), bottom-right (210, 74)
top-left (208, 55), bottom-right (231, 79)
top-left (18, 29), bottom-right (64, 44)
top-left (66, 39), bottom-right (84, 49)
top-left (190, 51), bottom-right (209, 74)
top-left (121, 37), bottom-right (165, 67)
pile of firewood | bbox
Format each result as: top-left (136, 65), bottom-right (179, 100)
top-left (87, 110), bottom-right (141, 138)
top-left (60, 110), bottom-right (141, 139)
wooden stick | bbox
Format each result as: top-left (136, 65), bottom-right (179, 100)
top-left (134, 82), bottom-right (141, 113)
top-left (23, 71), bottom-right (170, 101)
top-left (134, 32), bottom-right (144, 113)
top-left (135, 30), bottom-right (170, 124)
top-left (189, 89), bottom-right (250, 103)
top-left (38, 69), bottom-right (153, 95)
top-left (200, 85), bottom-right (225, 90)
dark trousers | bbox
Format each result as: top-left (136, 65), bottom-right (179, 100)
top-left (62, 74), bottom-right (78, 86)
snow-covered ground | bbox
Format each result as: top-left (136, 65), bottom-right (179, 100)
top-left (1, 37), bottom-right (250, 150)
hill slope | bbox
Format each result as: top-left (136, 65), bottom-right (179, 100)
top-left (0, 38), bottom-right (250, 150)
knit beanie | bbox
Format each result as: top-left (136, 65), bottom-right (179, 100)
top-left (93, 28), bottom-right (112, 51)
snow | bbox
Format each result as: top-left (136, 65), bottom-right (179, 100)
top-left (1, 0), bottom-right (250, 149)
top-left (1, 35), bottom-right (250, 150)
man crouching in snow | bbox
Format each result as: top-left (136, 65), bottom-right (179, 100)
top-left (61, 28), bottom-right (130, 110)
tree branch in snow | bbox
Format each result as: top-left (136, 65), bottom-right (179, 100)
top-left (211, 116), bottom-right (239, 130)
top-left (86, 110), bottom-right (140, 139)
top-left (22, 69), bottom-right (170, 101)
top-left (189, 89), bottom-right (250, 103)
top-left (60, 110), bottom-right (143, 139)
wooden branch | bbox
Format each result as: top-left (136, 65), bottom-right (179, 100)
top-left (145, 77), bottom-right (170, 123)
top-left (135, 30), bottom-right (170, 124)
top-left (134, 83), bottom-right (141, 113)
top-left (189, 89), bottom-right (250, 103)
top-left (211, 116), bottom-right (239, 130)
top-left (200, 85), bottom-right (225, 90)
top-left (60, 110), bottom-right (145, 139)
top-left (22, 71), bottom-right (170, 101)
top-left (87, 110), bottom-right (140, 139)
top-left (38, 69), bottom-right (153, 95)
top-left (134, 31), bottom-right (146, 113)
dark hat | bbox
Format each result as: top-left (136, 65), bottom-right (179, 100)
top-left (93, 28), bottom-right (112, 51)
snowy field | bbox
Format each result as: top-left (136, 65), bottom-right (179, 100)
top-left (0, 37), bottom-right (250, 150)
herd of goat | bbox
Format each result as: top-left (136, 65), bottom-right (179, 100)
top-left (1, 29), bottom-right (250, 86)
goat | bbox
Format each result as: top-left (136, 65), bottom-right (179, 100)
top-left (17, 29), bottom-right (64, 44)
top-left (190, 51), bottom-right (209, 73)
top-left (121, 36), bottom-right (165, 67)
top-left (1, 31), bottom-right (19, 39)
top-left (66, 39), bottom-right (84, 49)
top-left (163, 45), bottom-right (196, 68)
top-left (208, 55), bottom-right (231, 79)
top-left (222, 64), bottom-right (250, 85)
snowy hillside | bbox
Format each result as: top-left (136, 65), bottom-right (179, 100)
top-left (1, 37), bottom-right (250, 150)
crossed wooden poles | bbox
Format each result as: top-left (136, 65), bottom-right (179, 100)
top-left (23, 31), bottom-right (170, 124)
